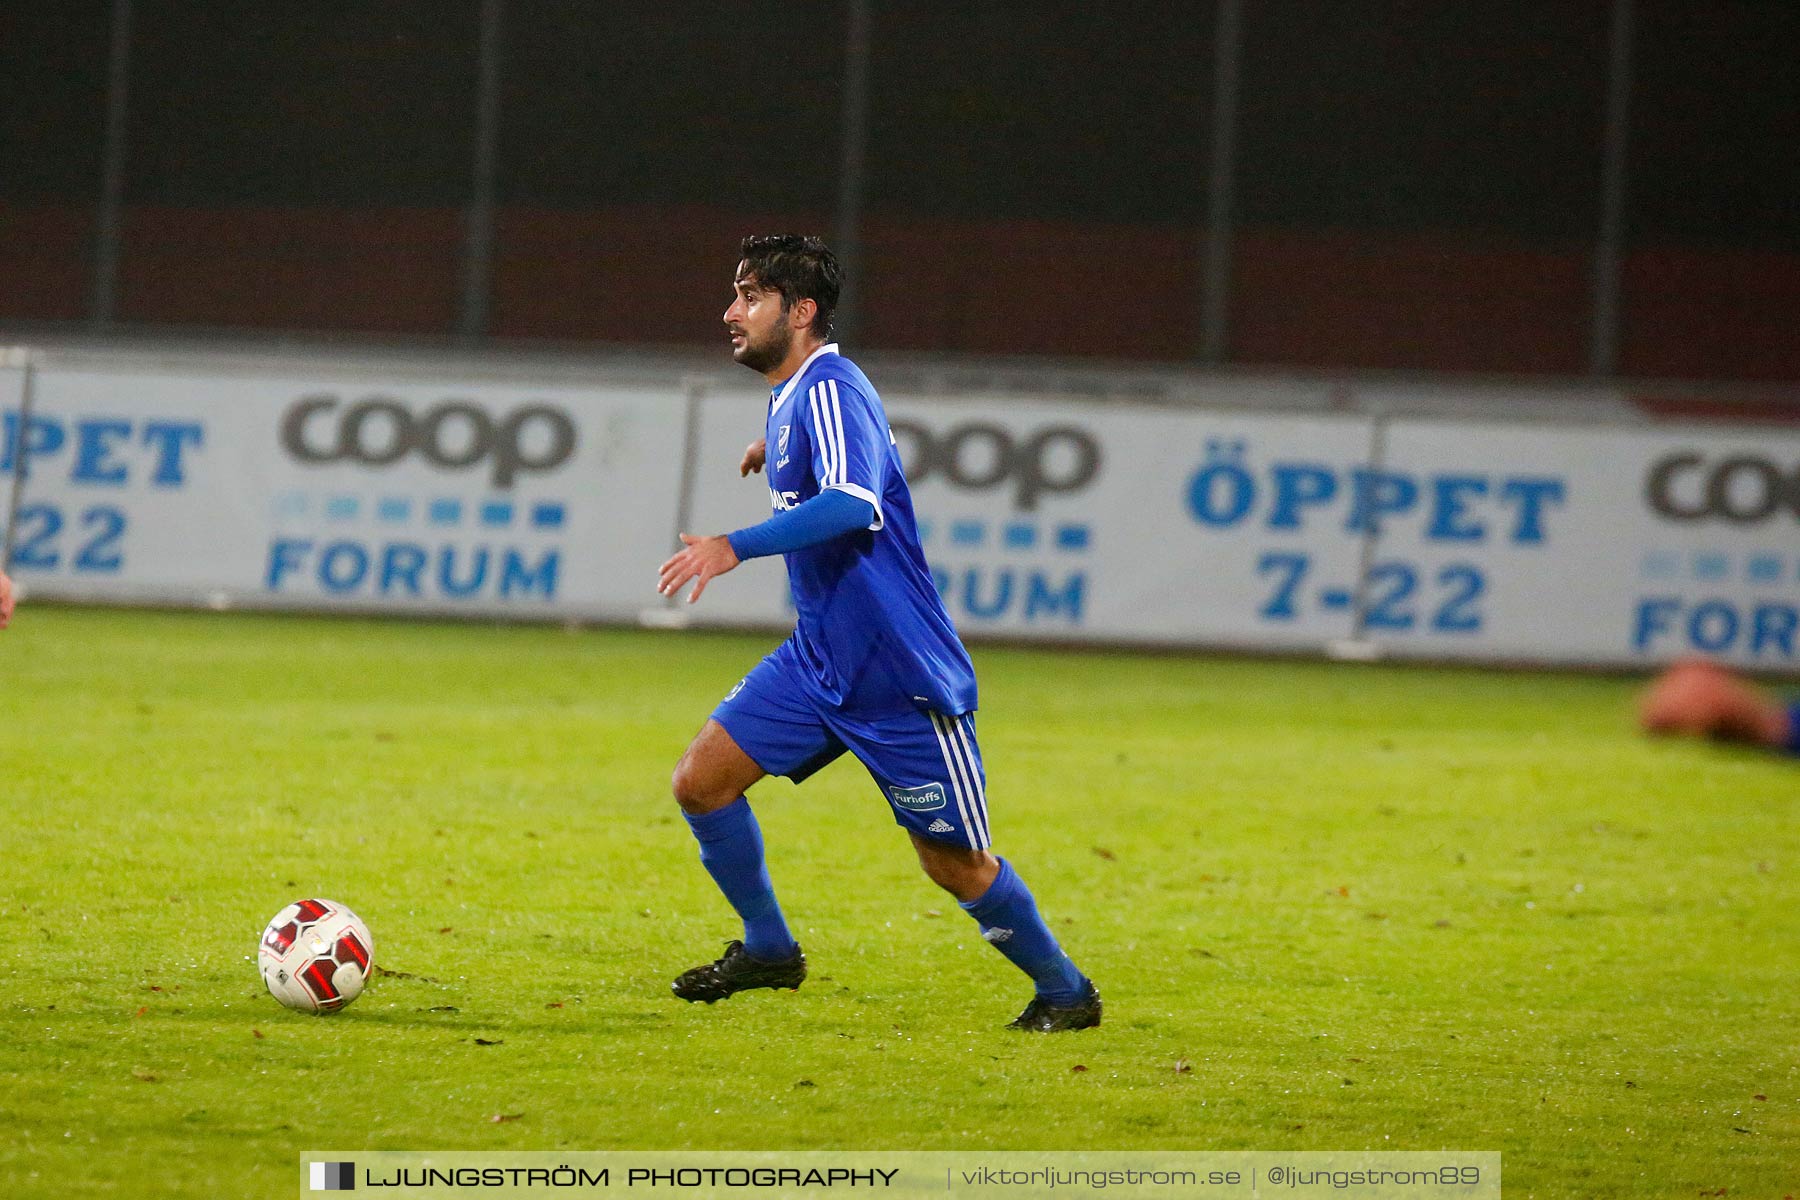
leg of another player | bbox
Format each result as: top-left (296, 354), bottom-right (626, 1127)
top-left (671, 720), bottom-right (798, 960)
top-left (1639, 658), bottom-right (1797, 751)
top-left (910, 834), bottom-right (1091, 1008)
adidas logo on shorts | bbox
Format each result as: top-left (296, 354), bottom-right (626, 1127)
top-left (927, 818), bottom-right (954, 834)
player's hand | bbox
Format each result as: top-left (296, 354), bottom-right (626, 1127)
top-left (0, 569), bottom-right (13, 630)
top-left (740, 438), bottom-right (767, 477)
top-left (658, 534), bottom-right (740, 605)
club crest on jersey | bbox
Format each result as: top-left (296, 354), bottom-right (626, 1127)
top-left (776, 424), bottom-right (791, 468)
top-left (887, 782), bottom-right (949, 812)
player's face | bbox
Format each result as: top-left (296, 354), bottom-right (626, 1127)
top-left (724, 265), bottom-right (793, 374)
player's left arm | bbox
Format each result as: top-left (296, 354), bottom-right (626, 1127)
top-left (0, 569), bottom-right (14, 630)
top-left (798, 375), bottom-right (888, 531)
top-left (658, 377), bottom-right (887, 605)
top-left (658, 491), bottom-right (879, 605)
top-left (658, 532), bottom-right (740, 605)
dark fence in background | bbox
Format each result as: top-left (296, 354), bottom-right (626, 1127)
top-left (2, 1), bottom-right (1797, 382)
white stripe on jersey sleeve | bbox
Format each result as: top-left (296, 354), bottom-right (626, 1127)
top-left (827, 379), bottom-right (849, 486)
top-left (807, 384), bottom-right (837, 486)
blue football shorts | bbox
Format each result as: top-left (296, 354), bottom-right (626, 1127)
top-left (710, 639), bottom-right (991, 850)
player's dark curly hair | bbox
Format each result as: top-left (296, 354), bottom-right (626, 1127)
top-left (737, 234), bottom-right (841, 341)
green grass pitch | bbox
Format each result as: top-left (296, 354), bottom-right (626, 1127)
top-left (1, 606), bottom-right (1795, 1198)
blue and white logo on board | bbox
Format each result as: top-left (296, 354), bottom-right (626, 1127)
top-left (887, 782), bottom-right (948, 812)
top-left (896, 415), bottom-right (1099, 629)
top-left (264, 393), bottom-right (576, 605)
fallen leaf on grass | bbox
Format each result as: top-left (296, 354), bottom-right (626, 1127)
top-left (545, 1002), bottom-right (564, 1009)
top-left (1071, 1065), bottom-right (1088, 1073)
top-left (1754, 1093), bottom-right (1767, 1101)
top-left (922, 909), bottom-right (942, 918)
top-left (134, 1006), bottom-right (147, 1018)
top-left (252, 1029), bottom-right (264, 1039)
top-left (472, 1037), bottom-right (504, 1046)
top-left (794, 1079), bottom-right (816, 1089)
top-left (132, 1069), bottom-right (157, 1082)
top-left (438, 927), bottom-right (454, 935)
top-left (374, 966), bottom-right (441, 983)
top-left (490, 1113), bottom-right (523, 1123)
top-left (1174, 1059), bottom-right (1191, 1074)
top-left (1092, 847), bottom-right (1116, 861)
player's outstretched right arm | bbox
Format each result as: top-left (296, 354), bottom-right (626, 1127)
top-left (0, 569), bottom-right (14, 630)
top-left (740, 438), bottom-right (767, 477)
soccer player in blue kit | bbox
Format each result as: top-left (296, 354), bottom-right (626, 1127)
top-left (656, 235), bottom-right (1101, 1031)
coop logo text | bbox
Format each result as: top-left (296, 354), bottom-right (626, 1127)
top-left (1645, 452), bottom-right (1800, 525)
top-left (280, 395), bottom-right (577, 488)
top-left (892, 419), bottom-right (1101, 510)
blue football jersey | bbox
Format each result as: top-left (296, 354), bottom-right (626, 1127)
top-left (761, 343), bottom-right (977, 715)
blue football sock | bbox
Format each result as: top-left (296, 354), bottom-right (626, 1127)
top-left (1784, 701), bottom-right (1800, 756)
top-left (684, 797), bottom-right (797, 961)
top-left (960, 858), bottom-right (1089, 1005)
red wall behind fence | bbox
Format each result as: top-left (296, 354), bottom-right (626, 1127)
top-left (3, 204), bottom-right (1797, 384)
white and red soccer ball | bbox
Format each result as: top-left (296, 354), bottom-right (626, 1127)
top-left (258, 899), bottom-right (375, 1013)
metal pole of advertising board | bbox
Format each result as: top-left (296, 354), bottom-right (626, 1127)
top-left (90, 0), bottom-right (134, 328)
top-left (458, 0), bottom-right (505, 341)
top-left (1331, 410), bottom-right (1388, 662)
top-left (1198, 0), bottom-right (1244, 363)
top-left (641, 378), bottom-right (710, 628)
top-left (2, 354), bottom-right (39, 574)
top-left (831, 0), bottom-right (873, 345)
top-left (1589, 0), bottom-right (1635, 376)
